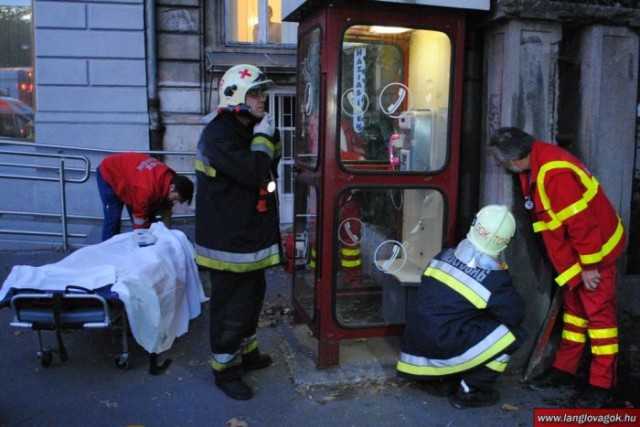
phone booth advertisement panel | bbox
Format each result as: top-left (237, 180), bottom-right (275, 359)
top-left (291, 3), bottom-right (466, 367)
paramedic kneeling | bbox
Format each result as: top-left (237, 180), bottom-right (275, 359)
top-left (396, 205), bottom-right (527, 409)
top-left (96, 152), bottom-right (193, 241)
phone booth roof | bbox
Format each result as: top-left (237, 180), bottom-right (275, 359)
top-left (284, 0), bottom-right (490, 22)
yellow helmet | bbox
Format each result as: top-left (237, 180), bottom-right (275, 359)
top-left (218, 64), bottom-right (274, 108)
top-left (466, 205), bottom-right (516, 256)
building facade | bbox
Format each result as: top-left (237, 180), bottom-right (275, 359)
top-left (1, 0), bottom-right (639, 377)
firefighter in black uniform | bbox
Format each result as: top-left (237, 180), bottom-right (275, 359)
top-left (397, 205), bottom-right (527, 409)
top-left (195, 64), bottom-right (282, 400)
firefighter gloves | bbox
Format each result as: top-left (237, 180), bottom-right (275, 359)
top-left (253, 113), bottom-right (275, 138)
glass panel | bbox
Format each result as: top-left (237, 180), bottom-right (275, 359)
top-left (295, 27), bottom-right (321, 169)
top-left (0, 2), bottom-right (34, 140)
top-left (226, 0), bottom-right (297, 45)
top-left (292, 180), bottom-right (319, 320)
top-left (628, 141), bottom-right (640, 274)
top-left (335, 187), bottom-right (444, 328)
top-left (339, 26), bottom-right (451, 173)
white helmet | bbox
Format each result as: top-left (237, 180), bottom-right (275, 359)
top-left (218, 64), bottom-right (274, 108)
top-left (466, 205), bottom-right (516, 256)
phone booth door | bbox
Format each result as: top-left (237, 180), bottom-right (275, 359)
top-left (291, 3), bottom-right (466, 368)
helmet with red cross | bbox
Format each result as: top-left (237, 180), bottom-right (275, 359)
top-left (218, 64), bottom-right (274, 109)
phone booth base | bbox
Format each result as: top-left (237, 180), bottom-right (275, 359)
top-left (288, 1), bottom-right (469, 368)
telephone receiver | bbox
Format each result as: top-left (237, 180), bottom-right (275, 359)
top-left (345, 221), bottom-right (359, 243)
top-left (387, 87), bottom-right (406, 114)
top-left (381, 244), bottom-right (400, 271)
top-left (389, 134), bottom-right (402, 168)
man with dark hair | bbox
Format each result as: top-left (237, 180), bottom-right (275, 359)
top-left (489, 127), bottom-right (625, 408)
top-left (96, 152), bottom-right (193, 241)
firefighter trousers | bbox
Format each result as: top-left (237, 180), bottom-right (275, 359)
top-left (208, 268), bottom-right (267, 372)
top-left (553, 264), bottom-right (619, 389)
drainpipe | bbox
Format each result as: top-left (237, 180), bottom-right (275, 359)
top-left (146, 0), bottom-right (165, 153)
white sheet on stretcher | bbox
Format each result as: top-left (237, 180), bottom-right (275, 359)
top-left (0, 222), bottom-right (208, 354)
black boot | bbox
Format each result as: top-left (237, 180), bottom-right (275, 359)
top-left (214, 366), bottom-right (253, 400)
top-left (528, 367), bottom-right (576, 391)
top-left (574, 385), bottom-right (613, 408)
top-left (242, 349), bottom-right (272, 372)
top-left (418, 378), bottom-right (457, 397)
top-left (448, 381), bottom-right (499, 409)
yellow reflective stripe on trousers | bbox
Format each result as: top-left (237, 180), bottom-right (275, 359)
top-left (588, 327), bottom-right (618, 339)
top-left (341, 259), bottom-right (361, 267)
top-left (485, 354), bottom-right (511, 373)
top-left (397, 325), bottom-right (516, 376)
top-left (241, 334), bottom-right (259, 355)
top-left (342, 247), bottom-right (361, 256)
top-left (533, 161), bottom-right (599, 232)
top-left (591, 343), bottom-right (618, 355)
top-left (211, 352), bottom-right (241, 371)
top-left (562, 330), bottom-right (586, 343)
top-left (195, 242), bottom-right (281, 273)
top-left (564, 312), bottom-right (589, 328)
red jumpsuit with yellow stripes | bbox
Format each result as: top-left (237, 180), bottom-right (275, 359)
top-left (518, 141), bottom-right (625, 389)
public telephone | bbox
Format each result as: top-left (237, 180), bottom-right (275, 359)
top-left (395, 110), bottom-right (434, 172)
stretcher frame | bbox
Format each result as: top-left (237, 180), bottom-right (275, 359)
top-left (5, 285), bottom-right (171, 374)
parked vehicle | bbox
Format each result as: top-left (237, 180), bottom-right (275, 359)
top-left (0, 96), bottom-right (34, 139)
top-left (0, 67), bottom-right (34, 107)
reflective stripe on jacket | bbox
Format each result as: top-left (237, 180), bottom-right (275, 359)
top-left (195, 113), bottom-right (281, 273)
top-left (518, 141), bottom-right (625, 288)
top-left (397, 248), bottom-right (525, 378)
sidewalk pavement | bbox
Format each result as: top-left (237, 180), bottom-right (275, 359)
top-left (0, 250), bottom-right (607, 427)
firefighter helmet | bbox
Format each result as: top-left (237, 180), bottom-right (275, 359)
top-left (218, 64), bottom-right (274, 108)
top-left (466, 205), bottom-right (516, 256)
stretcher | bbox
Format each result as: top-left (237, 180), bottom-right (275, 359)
top-left (0, 223), bottom-right (207, 374)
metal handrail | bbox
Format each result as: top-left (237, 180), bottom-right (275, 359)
top-left (0, 139), bottom-right (195, 251)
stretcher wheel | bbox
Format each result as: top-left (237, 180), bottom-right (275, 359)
top-left (115, 353), bottom-right (130, 370)
top-left (38, 350), bottom-right (53, 367)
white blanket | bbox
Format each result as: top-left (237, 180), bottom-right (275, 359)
top-left (0, 223), bottom-right (208, 354)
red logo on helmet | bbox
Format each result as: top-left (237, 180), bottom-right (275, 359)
top-left (239, 69), bottom-right (252, 79)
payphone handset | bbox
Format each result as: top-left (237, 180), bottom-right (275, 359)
top-left (397, 110), bottom-right (434, 172)
top-left (388, 133), bottom-right (403, 169)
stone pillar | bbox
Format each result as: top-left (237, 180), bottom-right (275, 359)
top-left (482, 20), bottom-right (563, 373)
top-left (575, 25), bottom-right (636, 249)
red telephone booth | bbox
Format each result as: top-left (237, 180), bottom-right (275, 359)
top-left (286, 0), bottom-right (482, 367)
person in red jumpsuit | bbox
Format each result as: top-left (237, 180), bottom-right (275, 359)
top-left (489, 127), bottom-right (625, 408)
top-left (97, 152), bottom-right (193, 241)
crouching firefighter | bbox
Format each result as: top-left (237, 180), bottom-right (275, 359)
top-left (194, 64), bottom-right (282, 400)
top-left (396, 205), bottom-right (528, 409)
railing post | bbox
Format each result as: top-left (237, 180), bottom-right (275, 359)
top-left (59, 159), bottom-right (68, 251)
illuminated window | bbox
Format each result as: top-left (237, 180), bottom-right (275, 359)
top-left (225, 0), bottom-right (297, 45)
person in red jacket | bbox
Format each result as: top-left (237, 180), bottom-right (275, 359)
top-left (489, 127), bottom-right (625, 409)
top-left (96, 152), bottom-right (193, 241)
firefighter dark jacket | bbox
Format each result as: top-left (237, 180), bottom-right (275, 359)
top-left (194, 112), bottom-right (281, 272)
top-left (397, 247), bottom-right (526, 379)
top-left (517, 141), bottom-right (625, 288)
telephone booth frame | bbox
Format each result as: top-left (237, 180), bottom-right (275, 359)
top-left (287, 1), bottom-right (475, 368)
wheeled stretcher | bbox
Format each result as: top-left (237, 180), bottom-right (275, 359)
top-left (4, 284), bottom-right (135, 369)
top-left (0, 223), bottom-right (207, 374)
